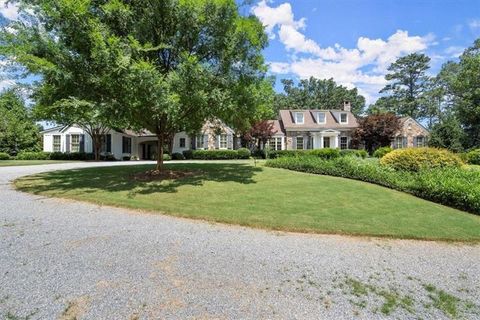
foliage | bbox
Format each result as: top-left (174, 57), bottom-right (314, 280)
top-left (380, 148), bottom-right (463, 172)
top-left (236, 148), bottom-right (252, 159)
top-left (352, 113), bottom-right (401, 154)
top-left (0, 152), bottom-right (11, 160)
top-left (308, 148), bottom-right (341, 159)
top-left (266, 156), bottom-right (480, 215)
top-left (163, 154), bottom-right (171, 161)
top-left (49, 152), bottom-right (94, 161)
top-left (428, 115), bottom-right (465, 152)
top-left (171, 152), bottom-right (185, 160)
top-left (182, 150), bottom-right (194, 160)
top-left (242, 120), bottom-right (276, 149)
top-left (0, 90), bottom-right (41, 155)
top-left (373, 147), bottom-right (393, 158)
top-left (467, 149), bottom-right (480, 165)
top-left (340, 149), bottom-right (368, 159)
top-left (379, 53), bottom-right (432, 119)
top-left (185, 149), bottom-right (251, 160)
top-left (274, 77), bottom-right (365, 115)
top-left (16, 151), bottom-right (50, 160)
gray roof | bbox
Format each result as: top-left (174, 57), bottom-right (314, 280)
top-left (278, 109), bottom-right (358, 131)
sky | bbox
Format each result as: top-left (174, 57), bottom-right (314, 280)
top-left (1, 0), bottom-right (480, 105)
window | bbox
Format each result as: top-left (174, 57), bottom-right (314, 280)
top-left (179, 137), bottom-right (186, 148)
top-left (122, 136), bottom-right (132, 153)
top-left (219, 134), bottom-right (227, 149)
top-left (395, 136), bottom-right (404, 149)
top-left (196, 135), bottom-right (205, 149)
top-left (100, 134), bottom-right (111, 153)
top-left (340, 113), bottom-right (348, 124)
top-left (294, 112), bottom-right (304, 124)
top-left (269, 137), bottom-right (282, 150)
top-left (323, 137), bottom-right (330, 148)
top-left (316, 112), bottom-right (326, 124)
top-left (416, 136), bottom-right (425, 147)
top-left (340, 136), bottom-right (348, 150)
top-left (71, 134), bottom-right (80, 152)
top-left (296, 136), bottom-right (304, 150)
top-left (53, 135), bottom-right (61, 152)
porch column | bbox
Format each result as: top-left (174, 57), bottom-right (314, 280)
top-left (334, 135), bottom-right (339, 148)
top-left (320, 135), bottom-right (324, 149)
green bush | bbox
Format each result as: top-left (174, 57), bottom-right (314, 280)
top-left (373, 146), bottom-right (393, 158)
top-left (340, 149), bottom-right (368, 159)
top-left (466, 149), bottom-right (480, 165)
top-left (16, 151), bottom-right (50, 160)
top-left (380, 147), bottom-right (463, 172)
top-left (0, 152), bottom-right (10, 160)
top-left (49, 152), bottom-right (94, 160)
top-left (163, 154), bottom-right (171, 161)
top-left (191, 149), bottom-right (240, 160)
top-left (182, 150), bottom-right (193, 160)
top-left (268, 150), bottom-right (304, 158)
top-left (266, 156), bottom-right (480, 215)
top-left (236, 148), bottom-right (251, 159)
top-left (307, 148), bottom-right (340, 159)
top-left (171, 152), bottom-right (185, 160)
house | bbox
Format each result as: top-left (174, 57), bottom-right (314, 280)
top-left (266, 102), bottom-right (359, 150)
top-left (41, 119), bottom-right (237, 160)
top-left (391, 117), bottom-right (430, 149)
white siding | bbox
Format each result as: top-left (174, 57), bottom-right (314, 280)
top-left (172, 132), bottom-right (190, 154)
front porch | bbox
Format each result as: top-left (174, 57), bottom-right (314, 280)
top-left (286, 130), bottom-right (350, 150)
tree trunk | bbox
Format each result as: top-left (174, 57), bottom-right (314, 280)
top-left (156, 132), bottom-right (164, 171)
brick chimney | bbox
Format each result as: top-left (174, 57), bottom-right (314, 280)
top-left (343, 101), bottom-right (351, 112)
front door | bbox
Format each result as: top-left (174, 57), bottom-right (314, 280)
top-left (323, 137), bottom-right (330, 148)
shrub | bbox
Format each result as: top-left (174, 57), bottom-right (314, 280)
top-left (307, 148), bottom-right (340, 159)
top-left (122, 156), bottom-right (131, 161)
top-left (340, 149), bottom-right (368, 159)
top-left (191, 150), bottom-right (239, 160)
top-left (266, 156), bottom-right (480, 215)
top-left (252, 149), bottom-right (265, 159)
top-left (182, 150), bottom-right (193, 160)
top-left (373, 146), bottom-right (393, 158)
top-left (49, 152), bottom-right (94, 160)
top-left (163, 154), bottom-right (171, 161)
top-left (380, 147), bottom-right (463, 172)
top-left (268, 150), bottom-right (303, 158)
top-left (466, 149), bottom-right (480, 165)
top-left (236, 148), bottom-right (251, 159)
top-left (0, 152), bottom-right (10, 160)
top-left (16, 151), bottom-right (50, 160)
top-left (171, 152), bottom-right (185, 160)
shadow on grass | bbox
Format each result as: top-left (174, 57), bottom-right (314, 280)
top-left (16, 163), bottom-right (262, 196)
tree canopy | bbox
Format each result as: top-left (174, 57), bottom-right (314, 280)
top-left (275, 77), bottom-right (366, 115)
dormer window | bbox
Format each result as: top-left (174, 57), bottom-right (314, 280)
top-left (316, 112), bottom-right (326, 124)
top-left (294, 112), bottom-right (304, 124)
top-left (340, 113), bottom-right (348, 124)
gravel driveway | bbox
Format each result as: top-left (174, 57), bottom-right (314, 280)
top-left (1, 161), bottom-right (479, 319)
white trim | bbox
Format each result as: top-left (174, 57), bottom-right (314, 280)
top-left (295, 136), bottom-right (305, 150)
top-left (316, 112), bottom-right (326, 124)
top-left (294, 112), bottom-right (304, 124)
top-left (218, 134), bottom-right (228, 149)
top-left (339, 112), bottom-right (348, 124)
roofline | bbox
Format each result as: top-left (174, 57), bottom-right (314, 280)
top-left (40, 125), bottom-right (67, 134)
top-left (401, 116), bottom-right (430, 133)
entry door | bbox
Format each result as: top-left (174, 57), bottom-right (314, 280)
top-left (323, 137), bottom-right (330, 148)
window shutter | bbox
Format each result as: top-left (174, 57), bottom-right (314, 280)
top-left (292, 136), bottom-right (296, 149)
top-left (66, 135), bottom-right (70, 153)
top-left (403, 136), bottom-right (407, 148)
top-left (106, 134), bottom-right (112, 153)
top-left (203, 134), bottom-right (208, 150)
top-left (227, 134), bottom-right (233, 149)
top-left (79, 134), bottom-right (85, 152)
top-left (192, 135), bottom-right (196, 150)
top-left (413, 136), bottom-right (417, 147)
top-left (215, 135), bottom-right (220, 149)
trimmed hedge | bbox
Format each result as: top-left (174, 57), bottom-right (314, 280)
top-left (0, 152), bottom-right (10, 160)
top-left (171, 152), bottom-right (185, 160)
top-left (340, 149), bottom-right (368, 159)
top-left (49, 152), bottom-right (95, 160)
top-left (266, 156), bottom-right (480, 215)
top-left (16, 151), bottom-right (50, 160)
top-left (373, 146), bottom-right (393, 158)
top-left (182, 149), bottom-right (251, 160)
top-left (380, 147), bottom-right (463, 172)
top-left (467, 149), bottom-right (480, 165)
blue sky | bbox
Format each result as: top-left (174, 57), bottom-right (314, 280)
top-left (248, 0), bottom-right (480, 104)
top-left (1, 0), bottom-right (479, 105)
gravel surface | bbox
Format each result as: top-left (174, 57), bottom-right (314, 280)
top-left (1, 161), bottom-right (479, 320)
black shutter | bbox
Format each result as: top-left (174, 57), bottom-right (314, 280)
top-left (106, 134), bottom-right (112, 153)
top-left (79, 134), bottom-right (85, 152)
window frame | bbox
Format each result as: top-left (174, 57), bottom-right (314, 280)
top-left (416, 136), bottom-right (425, 147)
top-left (395, 136), bottom-right (404, 149)
top-left (122, 136), bottom-right (132, 154)
top-left (53, 135), bottom-right (61, 152)
top-left (219, 134), bottom-right (227, 149)
top-left (196, 135), bottom-right (205, 149)
top-left (339, 112), bottom-right (348, 124)
top-left (179, 137), bottom-right (186, 148)
top-left (340, 136), bottom-right (348, 150)
top-left (296, 136), bottom-right (304, 150)
top-left (294, 112), bottom-right (304, 124)
top-left (269, 137), bottom-right (282, 150)
top-left (70, 134), bottom-right (80, 153)
top-left (316, 112), bottom-right (326, 124)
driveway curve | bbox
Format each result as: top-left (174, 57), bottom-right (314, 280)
top-left (1, 162), bottom-right (479, 319)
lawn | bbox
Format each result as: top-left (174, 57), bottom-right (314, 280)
top-left (14, 163), bottom-right (480, 241)
top-left (0, 160), bottom-right (75, 167)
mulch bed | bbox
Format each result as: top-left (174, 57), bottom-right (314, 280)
top-left (131, 169), bottom-right (198, 182)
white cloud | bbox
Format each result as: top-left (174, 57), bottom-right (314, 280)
top-left (469, 19), bottom-right (480, 30)
top-left (253, 1), bottom-right (435, 104)
top-left (0, 79), bottom-right (15, 91)
top-left (0, 0), bottom-right (20, 20)
top-left (444, 46), bottom-right (465, 58)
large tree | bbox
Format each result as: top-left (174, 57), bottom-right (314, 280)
top-left (352, 113), bottom-right (401, 154)
top-left (379, 53), bottom-right (431, 119)
top-left (275, 77), bottom-right (366, 115)
top-left (428, 115), bottom-right (465, 152)
top-left (0, 89), bottom-right (41, 155)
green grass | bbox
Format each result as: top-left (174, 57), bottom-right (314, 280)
top-left (0, 160), bottom-right (74, 167)
top-left (14, 163), bottom-right (480, 241)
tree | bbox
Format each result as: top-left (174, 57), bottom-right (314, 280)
top-left (0, 89), bottom-right (41, 155)
top-left (380, 53), bottom-right (431, 119)
top-left (450, 39), bottom-right (480, 148)
top-left (275, 77), bottom-right (366, 115)
top-left (366, 96), bottom-right (396, 115)
top-left (0, 0), bottom-right (119, 161)
top-left (242, 120), bottom-right (276, 149)
top-left (428, 115), bottom-right (465, 152)
top-left (352, 113), bottom-right (401, 154)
